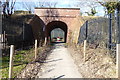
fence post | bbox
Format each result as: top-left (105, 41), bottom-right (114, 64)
top-left (3, 31), bottom-right (6, 49)
top-left (9, 45), bottom-right (14, 78)
top-left (84, 40), bottom-right (87, 61)
top-left (116, 44), bottom-right (120, 78)
top-left (44, 37), bottom-right (47, 46)
top-left (83, 21), bottom-right (88, 61)
top-left (0, 6), bottom-right (2, 79)
top-left (0, 7), bottom-right (2, 50)
top-left (22, 22), bottom-right (25, 49)
top-left (117, 8), bottom-right (120, 44)
top-left (108, 13), bottom-right (112, 49)
top-left (35, 39), bottom-right (37, 59)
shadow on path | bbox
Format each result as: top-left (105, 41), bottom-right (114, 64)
top-left (35, 58), bottom-right (63, 63)
top-left (52, 75), bottom-right (65, 80)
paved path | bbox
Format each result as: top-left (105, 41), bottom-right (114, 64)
top-left (36, 43), bottom-right (82, 78)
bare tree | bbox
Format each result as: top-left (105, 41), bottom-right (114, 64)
top-left (21, 1), bottom-right (58, 14)
top-left (75, 1), bottom-right (98, 16)
top-left (2, 0), bottom-right (16, 16)
top-left (21, 2), bottom-right (45, 14)
top-left (85, 7), bottom-right (97, 16)
top-left (0, 3), bottom-right (1, 14)
top-left (21, 2), bottom-right (37, 14)
top-left (44, 2), bottom-right (57, 8)
top-left (35, 1), bottom-right (58, 8)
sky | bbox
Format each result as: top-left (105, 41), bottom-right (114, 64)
top-left (2, 0), bottom-right (106, 16)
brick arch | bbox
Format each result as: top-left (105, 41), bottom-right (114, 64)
top-left (45, 21), bottom-right (68, 43)
top-left (34, 8), bottom-right (82, 44)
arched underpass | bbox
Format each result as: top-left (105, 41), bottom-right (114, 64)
top-left (34, 8), bottom-right (81, 44)
top-left (51, 28), bottom-right (65, 42)
top-left (45, 21), bottom-right (68, 43)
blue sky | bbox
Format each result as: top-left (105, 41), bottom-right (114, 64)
top-left (13, 0), bottom-right (105, 16)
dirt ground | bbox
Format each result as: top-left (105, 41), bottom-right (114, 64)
top-left (68, 44), bottom-right (116, 78)
top-left (16, 43), bottom-right (116, 78)
top-left (17, 44), bottom-right (82, 78)
top-left (16, 46), bottom-right (52, 78)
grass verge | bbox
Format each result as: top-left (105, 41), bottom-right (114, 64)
top-left (1, 48), bottom-right (35, 78)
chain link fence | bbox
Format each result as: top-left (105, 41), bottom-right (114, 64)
top-left (2, 16), bottom-right (34, 54)
top-left (78, 14), bottom-right (118, 60)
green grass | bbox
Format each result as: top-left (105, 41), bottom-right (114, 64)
top-left (1, 48), bottom-right (35, 78)
top-left (1, 64), bottom-right (26, 78)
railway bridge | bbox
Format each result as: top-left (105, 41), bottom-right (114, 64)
top-left (30, 8), bottom-right (83, 44)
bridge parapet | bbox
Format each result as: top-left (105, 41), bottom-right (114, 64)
top-left (35, 8), bottom-right (80, 18)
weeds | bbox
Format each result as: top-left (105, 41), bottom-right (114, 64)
top-left (1, 48), bottom-right (34, 78)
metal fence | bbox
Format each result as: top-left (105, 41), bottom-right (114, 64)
top-left (78, 13), bottom-right (118, 51)
top-left (78, 15), bottom-right (119, 63)
top-left (2, 17), bottom-right (34, 50)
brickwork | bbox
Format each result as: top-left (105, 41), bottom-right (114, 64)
top-left (32, 8), bottom-right (83, 43)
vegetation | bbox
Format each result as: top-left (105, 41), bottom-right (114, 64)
top-left (69, 44), bottom-right (116, 78)
top-left (85, 8), bottom-right (97, 16)
top-left (1, 0), bottom-right (16, 17)
top-left (98, 1), bottom-right (120, 14)
top-left (1, 48), bottom-right (35, 78)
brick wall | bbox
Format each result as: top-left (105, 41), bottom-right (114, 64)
top-left (34, 8), bottom-right (83, 44)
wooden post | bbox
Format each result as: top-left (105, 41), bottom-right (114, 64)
top-left (0, 8), bottom-right (2, 79)
top-left (0, 34), bottom-right (2, 49)
top-left (9, 45), bottom-right (14, 78)
top-left (84, 40), bottom-right (87, 61)
top-left (3, 31), bottom-right (5, 49)
top-left (0, 35), bottom-right (2, 79)
top-left (44, 37), bottom-right (47, 46)
top-left (1, 34), bottom-right (3, 47)
top-left (35, 39), bottom-right (37, 59)
top-left (116, 44), bottom-right (120, 78)
top-left (22, 23), bottom-right (25, 49)
top-left (83, 21), bottom-right (88, 61)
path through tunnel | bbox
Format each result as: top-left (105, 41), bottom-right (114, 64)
top-left (45, 21), bottom-right (68, 43)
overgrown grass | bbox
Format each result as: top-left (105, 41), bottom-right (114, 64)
top-left (1, 48), bottom-right (35, 78)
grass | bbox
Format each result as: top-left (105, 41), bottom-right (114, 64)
top-left (1, 48), bottom-right (35, 78)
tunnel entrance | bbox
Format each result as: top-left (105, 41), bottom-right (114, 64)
top-left (45, 21), bottom-right (68, 43)
top-left (51, 28), bottom-right (65, 42)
